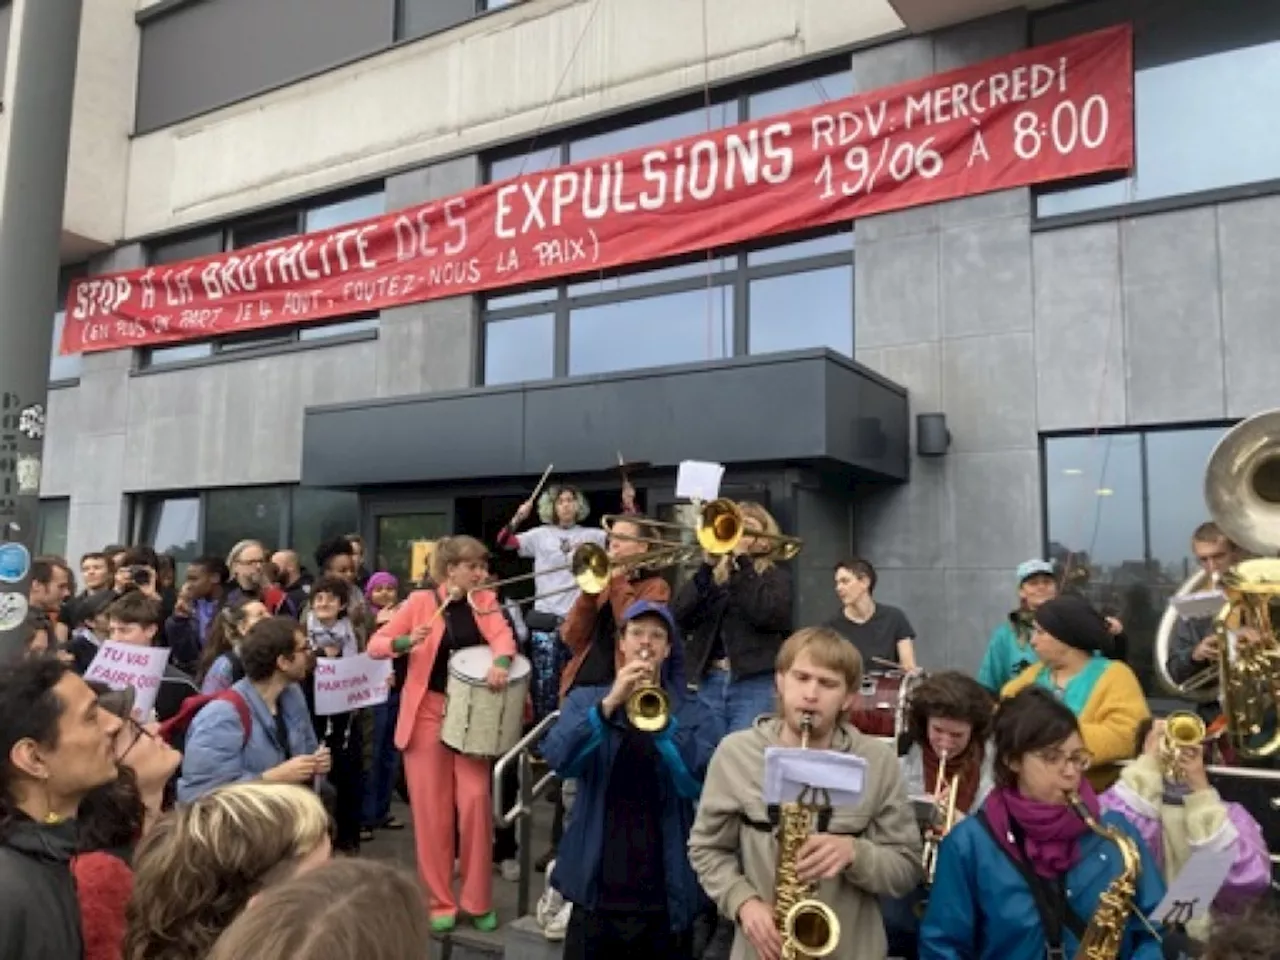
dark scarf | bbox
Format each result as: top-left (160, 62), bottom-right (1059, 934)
top-left (982, 781), bottom-right (1100, 878)
top-left (921, 742), bottom-right (983, 813)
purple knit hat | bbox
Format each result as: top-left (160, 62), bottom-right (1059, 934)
top-left (364, 571), bottom-right (398, 606)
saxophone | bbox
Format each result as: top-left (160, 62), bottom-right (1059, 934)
top-left (773, 713), bottom-right (841, 960)
top-left (1067, 791), bottom-right (1141, 960)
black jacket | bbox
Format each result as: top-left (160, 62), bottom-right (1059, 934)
top-left (0, 816), bottom-right (83, 960)
top-left (673, 556), bottom-right (793, 682)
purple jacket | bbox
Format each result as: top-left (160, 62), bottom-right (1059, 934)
top-left (1100, 754), bottom-right (1271, 916)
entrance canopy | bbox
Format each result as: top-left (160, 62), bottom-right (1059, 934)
top-left (301, 349), bottom-right (909, 487)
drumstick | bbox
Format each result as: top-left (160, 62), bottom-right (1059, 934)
top-left (528, 463), bottom-right (554, 505)
top-left (871, 656), bottom-right (901, 671)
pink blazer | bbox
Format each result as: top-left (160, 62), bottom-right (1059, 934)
top-left (368, 587), bottom-right (516, 750)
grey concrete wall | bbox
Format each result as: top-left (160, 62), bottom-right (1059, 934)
top-left (850, 13), bottom-right (1280, 675)
top-left (40, 155), bottom-right (481, 565)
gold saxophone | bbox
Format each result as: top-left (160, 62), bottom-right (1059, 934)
top-left (1067, 792), bottom-right (1141, 960)
top-left (773, 713), bottom-right (841, 960)
top-left (920, 751), bottom-right (960, 888)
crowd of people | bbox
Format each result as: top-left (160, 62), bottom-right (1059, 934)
top-left (0, 490), bottom-right (1277, 959)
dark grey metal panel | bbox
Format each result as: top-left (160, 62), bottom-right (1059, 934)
top-left (0, 3), bottom-right (11, 101)
top-left (398, 0), bottom-right (477, 42)
top-left (301, 351), bottom-right (910, 487)
top-left (302, 388), bottom-right (524, 486)
top-left (519, 355), bottom-right (830, 474)
top-left (136, 0), bottom-right (395, 133)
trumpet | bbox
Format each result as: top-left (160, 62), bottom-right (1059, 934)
top-left (920, 754), bottom-right (960, 894)
top-left (1159, 711), bottom-right (1207, 782)
top-left (625, 649), bottom-right (670, 732)
top-left (601, 499), bottom-right (803, 561)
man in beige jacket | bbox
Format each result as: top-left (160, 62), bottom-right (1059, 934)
top-left (688, 626), bottom-right (922, 960)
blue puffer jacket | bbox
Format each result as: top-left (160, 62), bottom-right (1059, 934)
top-left (540, 604), bottom-right (724, 931)
top-left (920, 806), bottom-right (1166, 960)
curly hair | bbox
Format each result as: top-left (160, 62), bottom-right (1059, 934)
top-left (77, 764), bottom-right (145, 854)
top-left (537, 485), bottom-right (590, 525)
top-left (905, 671), bottom-right (995, 747)
top-left (124, 782), bottom-right (330, 960)
top-left (1203, 903), bottom-right (1280, 959)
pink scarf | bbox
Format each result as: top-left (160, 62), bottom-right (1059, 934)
top-left (982, 781), bottom-right (1100, 878)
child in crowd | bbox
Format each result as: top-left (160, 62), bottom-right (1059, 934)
top-left (65, 592), bottom-right (114, 674)
top-left (194, 596), bottom-right (269, 693)
top-left (363, 572), bottom-right (406, 833)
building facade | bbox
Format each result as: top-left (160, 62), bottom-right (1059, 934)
top-left (26, 0), bottom-right (1279, 696)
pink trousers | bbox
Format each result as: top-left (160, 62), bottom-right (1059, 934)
top-left (403, 691), bottom-right (494, 918)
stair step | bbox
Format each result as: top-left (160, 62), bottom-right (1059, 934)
top-left (431, 924), bottom-right (504, 960)
top-left (502, 914), bottom-right (565, 960)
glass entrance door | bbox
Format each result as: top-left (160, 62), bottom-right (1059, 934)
top-left (364, 498), bottom-right (453, 590)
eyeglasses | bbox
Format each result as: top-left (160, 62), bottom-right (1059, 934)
top-left (115, 717), bottom-right (153, 762)
top-left (1033, 747), bottom-right (1093, 771)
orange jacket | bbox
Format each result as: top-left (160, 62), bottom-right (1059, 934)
top-left (559, 573), bottom-right (671, 700)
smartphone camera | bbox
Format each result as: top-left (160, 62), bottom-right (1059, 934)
top-left (129, 566), bottom-right (153, 588)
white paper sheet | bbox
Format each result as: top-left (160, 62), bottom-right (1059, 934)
top-left (763, 747), bottom-right (868, 807)
top-left (675, 460), bottom-right (725, 502)
top-left (1151, 843), bottom-right (1234, 926)
top-left (1170, 590), bottom-right (1226, 621)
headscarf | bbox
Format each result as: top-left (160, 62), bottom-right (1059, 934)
top-left (364, 572), bottom-right (398, 611)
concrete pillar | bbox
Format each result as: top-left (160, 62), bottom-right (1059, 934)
top-left (0, 0), bottom-right (85, 658)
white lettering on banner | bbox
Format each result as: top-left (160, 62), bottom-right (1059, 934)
top-left (313, 654), bottom-right (393, 717)
top-left (61, 26), bottom-right (1134, 355)
top-left (84, 641), bottom-right (171, 722)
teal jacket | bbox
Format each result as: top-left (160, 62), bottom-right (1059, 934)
top-left (976, 611), bottom-right (1036, 694)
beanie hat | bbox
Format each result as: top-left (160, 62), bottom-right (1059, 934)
top-left (364, 571), bottom-right (398, 605)
top-left (1033, 594), bottom-right (1109, 653)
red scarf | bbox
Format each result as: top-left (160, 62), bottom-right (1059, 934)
top-left (921, 742), bottom-right (983, 814)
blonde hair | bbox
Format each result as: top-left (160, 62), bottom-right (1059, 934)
top-left (206, 859), bottom-right (430, 960)
top-left (430, 535), bottom-right (490, 584)
top-left (713, 501), bottom-right (781, 585)
top-left (125, 783), bottom-right (331, 960)
top-left (776, 626), bottom-right (862, 691)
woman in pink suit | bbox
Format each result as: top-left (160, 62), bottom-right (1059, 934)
top-left (369, 535), bottom-right (514, 933)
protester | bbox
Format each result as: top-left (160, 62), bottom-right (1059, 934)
top-left (106, 592), bottom-right (198, 723)
top-left (206, 858), bottom-right (431, 960)
top-left (0, 659), bottom-right (123, 959)
top-left (124, 782), bottom-right (332, 960)
top-left (363, 571), bottom-right (405, 834)
top-left (194, 596), bottom-right (269, 693)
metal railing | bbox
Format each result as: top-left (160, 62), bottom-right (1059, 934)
top-left (493, 711), bottom-right (561, 916)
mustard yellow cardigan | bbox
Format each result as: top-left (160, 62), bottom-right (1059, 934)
top-left (1001, 660), bottom-right (1149, 790)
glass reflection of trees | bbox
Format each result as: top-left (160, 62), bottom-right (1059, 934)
top-left (1043, 425), bottom-right (1229, 694)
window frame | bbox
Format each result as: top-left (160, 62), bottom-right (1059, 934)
top-left (137, 185), bottom-right (388, 372)
top-left (478, 60), bottom-right (856, 384)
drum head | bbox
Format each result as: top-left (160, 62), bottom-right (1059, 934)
top-left (449, 646), bottom-right (532, 681)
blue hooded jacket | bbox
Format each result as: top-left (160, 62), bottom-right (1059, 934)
top-left (540, 600), bottom-right (724, 930)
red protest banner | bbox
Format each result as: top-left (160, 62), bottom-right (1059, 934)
top-left (62, 25), bottom-right (1133, 355)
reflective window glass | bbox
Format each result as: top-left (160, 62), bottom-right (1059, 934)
top-left (485, 287), bottom-right (558, 310)
top-left (748, 70), bottom-right (854, 121)
top-left (748, 265), bottom-right (853, 357)
top-left (147, 343), bottom-right (215, 365)
top-left (1036, 0), bottom-right (1280, 216)
top-left (292, 487), bottom-right (360, 577)
top-left (398, 0), bottom-right (477, 41)
top-left (570, 102), bottom-right (739, 163)
top-left (568, 286), bottom-right (733, 376)
top-left (568, 256), bottom-right (730, 297)
top-left (747, 232), bottom-right (852, 266)
top-left (1146, 427), bottom-right (1229, 582)
top-left (37, 500), bottom-right (69, 559)
top-left (142, 497), bottom-right (201, 569)
top-left (489, 146), bottom-right (563, 182)
top-left (50, 312), bottom-right (82, 382)
top-left (231, 214), bottom-right (298, 251)
top-left (149, 230), bottom-right (223, 266)
top-left (305, 191), bottom-right (386, 232)
top-left (204, 486), bottom-right (289, 560)
top-left (485, 313), bottom-right (555, 385)
top-left (1045, 434), bottom-right (1144, 573)
top-left (298, 317), bottom-right (380, 341)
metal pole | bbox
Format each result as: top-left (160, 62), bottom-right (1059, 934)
top-left (0, 0), bottom-right (85, 659)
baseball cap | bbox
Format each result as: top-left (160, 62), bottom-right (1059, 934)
top-left (1016, 559), bottom-right (1055, 585)
top-left (621, 599), bottom-right (678, 638)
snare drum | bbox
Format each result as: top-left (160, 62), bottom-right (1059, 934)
top-left (848, 670), bottom-right (920, 742)
top-left (440, 647), bottom-right (531, 758)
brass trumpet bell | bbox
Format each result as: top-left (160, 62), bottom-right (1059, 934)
top-left (625, 650), bottom-right (670, 732)
top-left (782, 900), bottom-right (840, 959)
top-left (1160, 711), bottom-right (1206, 782)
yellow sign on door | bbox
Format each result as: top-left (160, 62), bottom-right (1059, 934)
top-left (410, 540), bottom-right (437, 585)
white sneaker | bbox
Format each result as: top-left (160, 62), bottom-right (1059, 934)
top-left (535, 860), bottom-right (563, 929)
top-left (500, 858), bottom-right (520, 882)
top-left (544, 901), bottom-right (572, 942)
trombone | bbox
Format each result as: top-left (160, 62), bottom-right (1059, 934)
top-left (466, 541), bottom-right (689, 615)
top-left (601, 498), bottom-right (803, 561)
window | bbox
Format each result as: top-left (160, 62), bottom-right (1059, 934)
top-left (139, 486), bottom-right (359, 573)
top-left (397, 0), bottom-right (480, 41)
top-left (1042, 424), bottom-right (1232, 695)
top-left (480, 64), bottom-right (855, 383)
top-left (50, 265), bottom-right (89, 383)
top-left (142, 188), bottom-right (386, 368)
top-left (37, 500), bottom-right (70, 559)
top-left (1035, 0), bottom-right (1280, 217)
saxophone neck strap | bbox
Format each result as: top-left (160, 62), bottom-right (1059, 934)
top-left (755, 805), bottom-right (836, 833)
top-left (975, 809), bottom-right (1087, 957)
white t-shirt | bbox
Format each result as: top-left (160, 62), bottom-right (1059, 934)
top-left (517, 524), bottom-right (607, 619)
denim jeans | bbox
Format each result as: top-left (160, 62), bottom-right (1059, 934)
top-left (695, 669), bottom-right (775, 735)
top-left (362, 689), bottom-right (401, 828)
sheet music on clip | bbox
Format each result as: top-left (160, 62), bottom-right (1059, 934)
top-left (763, 748), bottom-right (868, 807)
top-left (675, 460), bottom-right (725, 502)
top-left (1170, 590), bottom-right (1226, 622)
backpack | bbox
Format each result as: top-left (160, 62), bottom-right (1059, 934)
top-left (158, 690), bottom-right (252, 754)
